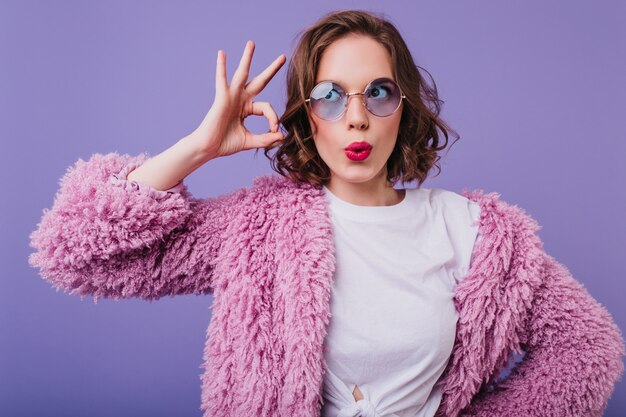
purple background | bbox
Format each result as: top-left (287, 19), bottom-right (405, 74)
top-left (2, 1), bottom-right (625, 416)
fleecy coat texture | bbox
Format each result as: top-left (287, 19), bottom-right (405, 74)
top-left (29, 152), bottom-right (625, 417)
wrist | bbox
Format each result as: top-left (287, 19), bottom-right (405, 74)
top-left (182, 131), bottom-right (218, 163)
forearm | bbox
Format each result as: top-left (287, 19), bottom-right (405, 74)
top-left (126, 131), bottom-right (216, 191)
top-left (29, 152), bottom-right (241, 302)
top-left (460, 254), bottom-right (625, 417)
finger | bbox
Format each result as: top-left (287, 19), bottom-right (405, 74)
top-left (215, 50), bottom-right (227, 94)
top-left (248, 101), bottom-right (280, 132)
top-left (246, 54), bottom-right (286, 97)
top-left (243, 130), bottom-right (285, 151)
top-left (231, 40), bottom-right (255, 89)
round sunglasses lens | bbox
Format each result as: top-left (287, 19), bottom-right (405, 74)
top-left (309, 82), bottom-right (345, 120)
top-left (365, 79), bottom-right (402, 116)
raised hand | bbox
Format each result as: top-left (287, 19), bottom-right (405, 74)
top-left (194, 40), bottom-right (287, 159)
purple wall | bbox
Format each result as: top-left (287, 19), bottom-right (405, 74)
top-left (2, 1), bottom-right (624, 416)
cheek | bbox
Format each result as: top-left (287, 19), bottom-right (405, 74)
top-left (389, 108), bottom-right (403, 133)
top-left (309, 117), bottom-right (334, 148)
top-left (306, 111), bottom-right (324, 148)
top-left (380, 114), bottom-right (402, 144)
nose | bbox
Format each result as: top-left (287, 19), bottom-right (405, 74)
top-left (345, 94), bottom-right (369, 130)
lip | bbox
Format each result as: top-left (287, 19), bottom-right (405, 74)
top-left (345, 141), bottom-right (373, 151)
top-left (345, 148), bottom-right (371, 161)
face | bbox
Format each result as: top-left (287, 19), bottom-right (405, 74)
top-left (309, 34), bottom-right (403, 187)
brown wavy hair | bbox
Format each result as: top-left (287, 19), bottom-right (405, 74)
top-left (262, 9), bottom-right (459, 188)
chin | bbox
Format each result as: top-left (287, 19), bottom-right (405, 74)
top-left (332, 168), bottom-right (380, 185)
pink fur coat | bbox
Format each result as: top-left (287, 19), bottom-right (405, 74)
top-left (29, 152), bottom-right (625, 416)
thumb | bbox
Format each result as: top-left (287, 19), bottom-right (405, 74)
top-left (245, 131), bottom-right (285, 150)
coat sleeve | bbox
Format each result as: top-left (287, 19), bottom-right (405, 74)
top-left (28, 152), bottom-right (245, 302)
top-left (460, 249), bottom-right (625, 416)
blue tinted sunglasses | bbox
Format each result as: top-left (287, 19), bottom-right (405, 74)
top-left (305, 77), bottom-right (406, 121)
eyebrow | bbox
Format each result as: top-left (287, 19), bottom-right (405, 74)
top-left (314, 76), bottom-right (396, 87)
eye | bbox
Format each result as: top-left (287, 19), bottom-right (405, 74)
top-left (368, 84), bottom-right (391, 99)
top-left (311, 82), bottom-right (345, 103)
top-left (322, 88), bottom-right (342, 101)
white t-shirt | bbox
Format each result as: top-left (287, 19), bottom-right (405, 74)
top-left (321, 185), bottom-right (481, 417)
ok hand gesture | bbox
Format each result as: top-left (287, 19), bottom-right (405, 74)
top-left (194, 41), bottom-right (287, 159)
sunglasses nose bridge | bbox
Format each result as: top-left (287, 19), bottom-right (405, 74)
top-left (344, 91), bottom-right (368, 109)
top-left (322, 92), bottom-right (365, 121)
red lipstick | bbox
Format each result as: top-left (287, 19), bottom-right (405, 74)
top-left (345, 141), bottom-right (372, 161)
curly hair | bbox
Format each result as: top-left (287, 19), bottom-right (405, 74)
top-left (262, 9), bottom-right (459, 188)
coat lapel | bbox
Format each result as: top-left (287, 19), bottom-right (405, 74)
top-left (434, 189), bottom-right (545, 416)
top-left (271, 179), bottom-right (336, 416)
top-left (201, 177), bottom-right (336, 417)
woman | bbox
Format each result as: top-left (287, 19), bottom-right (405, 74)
top-left (29, 9), bottom-right (624, 417)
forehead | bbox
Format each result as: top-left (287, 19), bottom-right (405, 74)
top-left (316, 34), bottom-right (395, 87)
